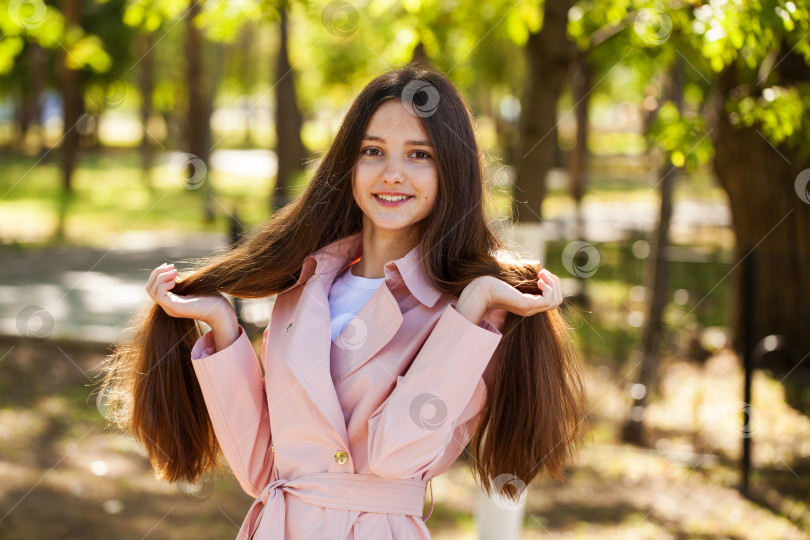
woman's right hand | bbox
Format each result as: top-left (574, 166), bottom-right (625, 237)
top-left (146, 263), bottom-right (235, 328)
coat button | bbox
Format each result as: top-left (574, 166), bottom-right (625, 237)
top-left (333, 450), bottom-right (348, 464)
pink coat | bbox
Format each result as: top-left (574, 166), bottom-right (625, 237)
top-left (190, 231), bottom-right (507, 539)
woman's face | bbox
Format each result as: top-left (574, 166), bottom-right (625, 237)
top-left (353, 99), bottom-right (438, 240)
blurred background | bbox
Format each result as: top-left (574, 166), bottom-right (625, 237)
top-left (1, 0), bottom-right (809, 538)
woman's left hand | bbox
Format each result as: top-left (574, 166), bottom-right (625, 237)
top-left (461, 269), bottom-right (564, 318)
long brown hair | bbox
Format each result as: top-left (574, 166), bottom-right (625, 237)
top-left (96, 63), bottom-right (588, 499)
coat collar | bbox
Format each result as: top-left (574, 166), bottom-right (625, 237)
top-left (281, 231), bottom-right (444, 452)
top-left (294, 231), bottom-right (442, 308)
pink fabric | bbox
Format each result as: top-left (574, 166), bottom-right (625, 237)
top-left (191, 231), bottom-right (506, 539)
top-left (238, 472), bottom-right (427, 540)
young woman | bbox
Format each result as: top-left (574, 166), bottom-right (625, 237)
top-left (99, 64), bottom-right (587, 539)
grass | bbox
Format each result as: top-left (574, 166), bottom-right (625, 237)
top-left (0, 150), bottom-right (301, 248)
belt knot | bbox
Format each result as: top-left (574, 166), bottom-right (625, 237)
top-left (237, 472), bottom-right (432, 540)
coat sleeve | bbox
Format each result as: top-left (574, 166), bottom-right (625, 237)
top-left (366, 302), bottom-right (505, 481)
top-left (190, 325), bottom-right (273, 497)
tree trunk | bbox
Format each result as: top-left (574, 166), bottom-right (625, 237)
top-left (708, 66), bottom-right (810, 412)
top-left (55, 0), bottom-right (83, 240)
top-left (238, 22), bottom-right (256, 147)
top-left (622, 59), bottom-right (685, 446)
top-left (185, 0), bottom-right (209, 166)
top-left (138, 31), bottom-right (156, 192)
top-left (58, 0), bottom-right (82, 196)
top-left (31, 43), bottom-right (47, 155)
top-left (271, 3), bottom-right (306, 213)
top-left (622, 162), bottom-right (676, 445)
top-left (565, 56), bottom-right (594, 306)
top-left (494, 96), bottom-right (521, 169)
top-left (84, 112), bottom-right (101, 150)
top-left (163, 110), bottom-right (179, 151)
top-left (18, 43), bottom-right (46, 153)
top-left (567, 56), bottom-right (593, 236)
top-left (184, 0), bottom-right (214, 223)
top-left (513, 0), bottom-right (575, 222)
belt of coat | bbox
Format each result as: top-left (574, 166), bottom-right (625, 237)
top-left (237, 472), bottom-right (434, 540)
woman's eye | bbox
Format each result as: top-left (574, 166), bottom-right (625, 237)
top-left (361, 147), bottom-right (431, 159)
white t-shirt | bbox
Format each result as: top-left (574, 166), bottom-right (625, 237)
top-left (328, 263), bottom-right (385, 343)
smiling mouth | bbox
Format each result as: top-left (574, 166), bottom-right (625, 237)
top-left (374, 194), bottom-right (414, 202)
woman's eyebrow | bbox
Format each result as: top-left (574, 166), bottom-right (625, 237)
top-left (363, 134), bottom-right (433, 147)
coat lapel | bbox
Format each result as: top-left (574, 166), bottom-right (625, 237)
top-left (329, 280), bottom-right (402, 385)
top-left (280, 231), bottom-right (443, 447)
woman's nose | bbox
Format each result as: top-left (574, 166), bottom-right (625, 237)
top-left (382, 156), bottom-right (406, 183)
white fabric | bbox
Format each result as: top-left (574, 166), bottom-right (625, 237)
top-left (328, 263), bottom-right (385, 343)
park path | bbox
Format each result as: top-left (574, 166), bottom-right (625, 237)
top-left (0, 231), bottom-right (275, 344)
